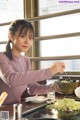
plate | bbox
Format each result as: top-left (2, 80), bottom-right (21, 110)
top-left (75, 86), bottom-right (80, 98)
top-left (25, 96), bottom-right (47, 103)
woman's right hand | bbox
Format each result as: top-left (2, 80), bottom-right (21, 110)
top-left (49, 62), bottom-right (65, 75)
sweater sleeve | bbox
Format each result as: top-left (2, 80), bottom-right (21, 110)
top-left (0, 53), bottom-right (52, 87)
top-left (27, 83), bottom-right (54, 95)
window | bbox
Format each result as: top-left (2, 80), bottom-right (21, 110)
top-left (0, 0), bottom-right (23, 23)
top-left (39, 0), bottom-right (80, 72)
top-left (0, 0), bottom-right (24, 51)
top-left (39, 0), bottom-right (80, 15)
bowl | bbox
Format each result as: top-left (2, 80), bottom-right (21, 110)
top-left (75, 86), bottom-right (80, 98)
top-left (56, 79), bottom-right (79, 94)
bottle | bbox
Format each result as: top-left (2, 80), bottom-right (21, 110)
top-left (13, 104), bottom-right (22, 120)
top-left (13, 104), bottom-right (28, 120)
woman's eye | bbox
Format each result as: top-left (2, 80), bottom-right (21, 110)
top-left (29, 37), bottom-right (33, 40)
top-left (29, 35), bottom-right (34, 40)
top-left (21, 34), bottom-right (26, 37)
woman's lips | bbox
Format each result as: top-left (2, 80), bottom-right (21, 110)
top-left (22, 45), bottom-right (29, 48)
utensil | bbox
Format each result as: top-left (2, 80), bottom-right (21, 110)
top-left (64, 71), bottom-right (72, 81)
top-left (36, 118), bottom-right (57, 120)
top-left (59, 72), bottom-right (72, 81)
top-left (0, 92), bottom-right (8, 106)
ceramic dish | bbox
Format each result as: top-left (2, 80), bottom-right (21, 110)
top-left (25, 96), bottom-right (47, 103)
top-left (75, 86), bottom-right (80, 98)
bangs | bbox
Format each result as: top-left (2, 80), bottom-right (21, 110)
top-left (19, 28), bottom-right (34, 38)
top-left (19, 25), bottom-right (34, 36)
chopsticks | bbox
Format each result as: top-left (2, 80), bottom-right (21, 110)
top-left (64, 72), bottom-right (72, 81)
top-left (58, 72), bottom-right (72, 82)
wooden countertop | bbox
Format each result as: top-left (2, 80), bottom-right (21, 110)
top-left (0, 93), bottom-right (79, 119)
top-left (0, 102), bottom-right (48, 119)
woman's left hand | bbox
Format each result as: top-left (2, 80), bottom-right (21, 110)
top-left (51, 81), bottom-right (63, 94)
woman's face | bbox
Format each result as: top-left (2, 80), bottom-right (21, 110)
top-left (10, 29), bottom-right (33, 56)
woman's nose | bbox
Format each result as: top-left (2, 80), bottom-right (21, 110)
top-left (24, 37), bottom-right (30, 43)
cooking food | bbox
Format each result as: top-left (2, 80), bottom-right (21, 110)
top-left (46, 98), bottom-right (80, 119)
top-left (57, 79), bottom-right (79, 94)
top-left (47, 98), bottom-right (80, 111)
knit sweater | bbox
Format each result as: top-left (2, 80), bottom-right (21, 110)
top-left (0, 52), bottom-right (53, 105)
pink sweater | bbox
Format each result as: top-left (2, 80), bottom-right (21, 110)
top-left (0, 52), bottom-right (53, 104)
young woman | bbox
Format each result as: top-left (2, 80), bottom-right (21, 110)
top-left (0, 19), bottom-right (65, 104)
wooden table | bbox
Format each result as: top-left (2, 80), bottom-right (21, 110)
top-left (0, 93), bottom-right (80, 120)
top-left (0, 102), bottom-right (48, 119)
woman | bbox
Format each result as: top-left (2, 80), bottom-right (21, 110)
top-left (0, 19), bottom-right (65, 104)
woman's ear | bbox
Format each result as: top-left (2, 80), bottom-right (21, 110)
top-left (8, 32), bottom-right (14, 42)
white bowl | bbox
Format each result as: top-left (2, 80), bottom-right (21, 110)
top-left (75, 86), bottom-right (80, 98)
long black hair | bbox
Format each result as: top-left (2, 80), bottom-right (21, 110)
top-left (5, 19), bottom-right (34, 60)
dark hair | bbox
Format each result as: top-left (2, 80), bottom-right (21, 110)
top-left (5, 19), bottom-right (34, 60)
